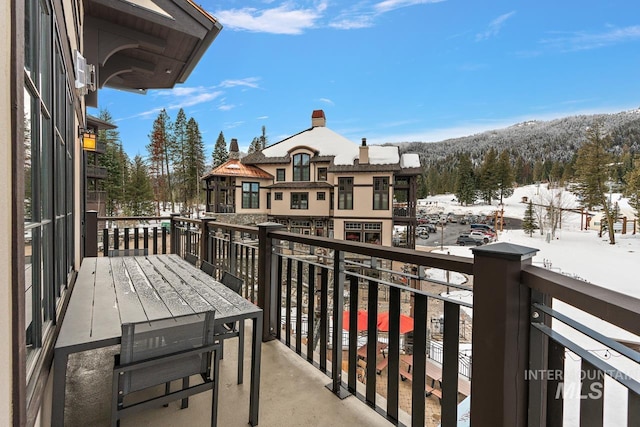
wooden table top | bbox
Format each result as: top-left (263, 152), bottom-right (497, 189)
top-left (56, 254), bottom-right (261, 352)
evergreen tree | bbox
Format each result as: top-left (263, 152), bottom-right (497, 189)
top-left (247, 125), bottom-right (269, 154)
top-left (477, 148), bottom-right (499, 204)
top-left (624, 166), bottom-right (640, 218)
top-left (522, 201), bottom-right (538, 237)
top-left (572, 122), bottom-right (616, 244)
top-left (495, 150), bottom-right (515, 204)
top-left (549, 161), bottom-right (564, 185)
top-left (247, 137), bottom-right (261, 154)
top-left (125, 155), bottom-right (154, 216)
top-left (455, 153), bottom-right (476, 206)
top-left (426, 166), bottom-right (441, 195)
top-left (97, 109), bottom-right (127, 215)
top-left (146, 109), bottom-right (174, 212)
top-left (184, 118), bottom-right (206, 212)
top-left (259, 125), bottom-right (268, 150)
top-left (532, 160), bottom-right (545, 182)
top-left (416, 173), bottom-right (428, 198)
top-left (212, 131), bottom-right (228, 168)
top-left (172, 109), bottom-right (188, 208)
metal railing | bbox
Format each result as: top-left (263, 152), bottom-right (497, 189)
top-left (83, 214), bottom-right (640, 427)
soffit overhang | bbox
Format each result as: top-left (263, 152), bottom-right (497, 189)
top-left (83, 0), bottom-right (221, 106)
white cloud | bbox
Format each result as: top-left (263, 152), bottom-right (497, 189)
top-left (219, 77), bottom-right (261, 89)
top-left (329, 15), bottom-right (376, 30)
top-left (218, 104), bottom-right (236, 111)
top-left (224, 121), bottom-right (245, 130)
top-left (214, 4), bottom-right (325, 34)
top-left (319, 98), bottom-right (334, 105)
top-left (168, 91), bottom-right (223, 109)
top-left (374, 0), bottom-right (445, 14)
top-left (216, 1), bottom-right (443, 33)
top-left (475, 11), bottom-right (515, 41)
top-left (257, 115), bottom-right (269, 120)
top-left (540, 25), bottom-right (640, 52)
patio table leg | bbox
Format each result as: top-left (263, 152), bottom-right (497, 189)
top-left (238, 319), bottom-right (245, 384)
top-left (249, 314), bottom-right (262, 426)
top-left (52, 349), bottom-right (70, 427)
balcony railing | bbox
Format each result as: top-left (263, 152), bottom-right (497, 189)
top-left (86, 190), bottom-right (106, 203)
top-left (86, 165), bottom-right (108, 179)
top-left (84, 212), bottom-right (640, 427)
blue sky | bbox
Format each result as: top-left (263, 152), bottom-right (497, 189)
top-left (89, 0), bottom-right (640, 159)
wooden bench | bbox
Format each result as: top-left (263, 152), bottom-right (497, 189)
top-left (398, 366), bottom-right (442, 399)
top-left (376, 357), bottom-right (389, 374)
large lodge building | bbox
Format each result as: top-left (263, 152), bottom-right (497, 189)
top-left (202, 110), bottom-right (422, 248)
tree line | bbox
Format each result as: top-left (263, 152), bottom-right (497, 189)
top-left (418, 121), bottom-right (640, 245)
top-left (96, 109), bottom-right (268, 217)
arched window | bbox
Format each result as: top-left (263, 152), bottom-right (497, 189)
top-left (293, 153), bottom-right (310, 181)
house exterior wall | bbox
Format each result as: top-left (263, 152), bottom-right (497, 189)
top-left (330, 172), bottom-right (394, 246)
top-left (234, 177), bottom-right (272, 215)
top-left (9, 0), bottom-right (85, 423)
top-left (1, 0), bottom-right (14, 423)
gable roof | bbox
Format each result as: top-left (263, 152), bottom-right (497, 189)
top-left (243, 126), bottom-right (403, 167)
top-left (202, 159), bottom-right (272, 180)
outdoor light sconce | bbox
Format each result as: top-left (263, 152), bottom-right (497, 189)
top-left (79, 128), bottom-right (96, 151)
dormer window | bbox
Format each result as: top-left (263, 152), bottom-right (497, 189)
top-left (293, 153), bottom-right (310, 181)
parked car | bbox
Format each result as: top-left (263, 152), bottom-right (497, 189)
top-left (470, 223), bottom-right (495, 234)
top-left (468, 230), bottom-right (491, 243)
top-left (456, 234), bottom-right (483, 246)
top-left (423, 223), bottom-right (437, 233)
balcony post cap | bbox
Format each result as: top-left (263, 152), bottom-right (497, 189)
top-left (257, 222), bottom-right (285, 229)
top-left (471, 242), bottom-right (538, 261)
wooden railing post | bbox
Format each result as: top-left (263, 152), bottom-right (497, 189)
top-left (257, 222), bottom-right (284, 342)
top-left (200, 218), bottom-right (215, 264)
top-left (470, 242), bottom-right (538, 427)
top-left (84, 210), bottom-right (98, 257)
top-left (170, 213), bottom-right (179, 254)
top-left (229, 229), bottom-right (236, 274)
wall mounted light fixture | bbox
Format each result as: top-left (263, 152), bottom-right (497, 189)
top-left (79, 128), bottom-right (97, 151)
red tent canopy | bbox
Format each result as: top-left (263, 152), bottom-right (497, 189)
top-left (342, 310), bottom-right (369, 331)
top-left (377, 312), bottom-right (414, 334)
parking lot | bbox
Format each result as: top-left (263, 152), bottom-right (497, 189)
top-left (415, 217), bottom-right (522, 247)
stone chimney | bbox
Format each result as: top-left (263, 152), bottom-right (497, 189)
top-left (229, 138), bottom-right (239, 160)
top-left (311, 110), bottom-right (326, 127)
top-left (359, 138), bottom-right (369, 165)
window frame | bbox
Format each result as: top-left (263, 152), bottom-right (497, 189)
top-left (22, 0), bottom-right (76, 395)
top-left (317, 167), bottom-right (327, 181)
top-left (290, 192), bottom-right (309, 210)
top-left (373, 176), bottom-right (390, 210)
top-left (241, 182), bottom-right (260, 209)
top-left (338, 177), bottom-right (353, 210)
top-left (344, 222), bottom-right (382, 244)
top-left (276, 168), bottom-right (285, 181)
top-left (292, 153), bottom-right (310, 182)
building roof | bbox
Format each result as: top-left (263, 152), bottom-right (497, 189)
top-left (86, 114), bottom-right (117, 130)
top-left (242, 111), bottom-right (422, 174)
top-left (265, 182), bottom-right (333, 189)
top-left (202, 159), bottom-right (272, 180)
top-left (83, 0), bottom-right (222, 107)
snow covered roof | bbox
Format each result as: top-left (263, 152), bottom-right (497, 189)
top-left (400, 153), bottom-right (421, 168)
top-left (261, 126), bottom-right (358, 159)
top-left (243, 111), bottom-right (421, 171)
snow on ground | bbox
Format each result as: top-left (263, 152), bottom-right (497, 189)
top-left (423, 184), bottom-right (640, 427)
